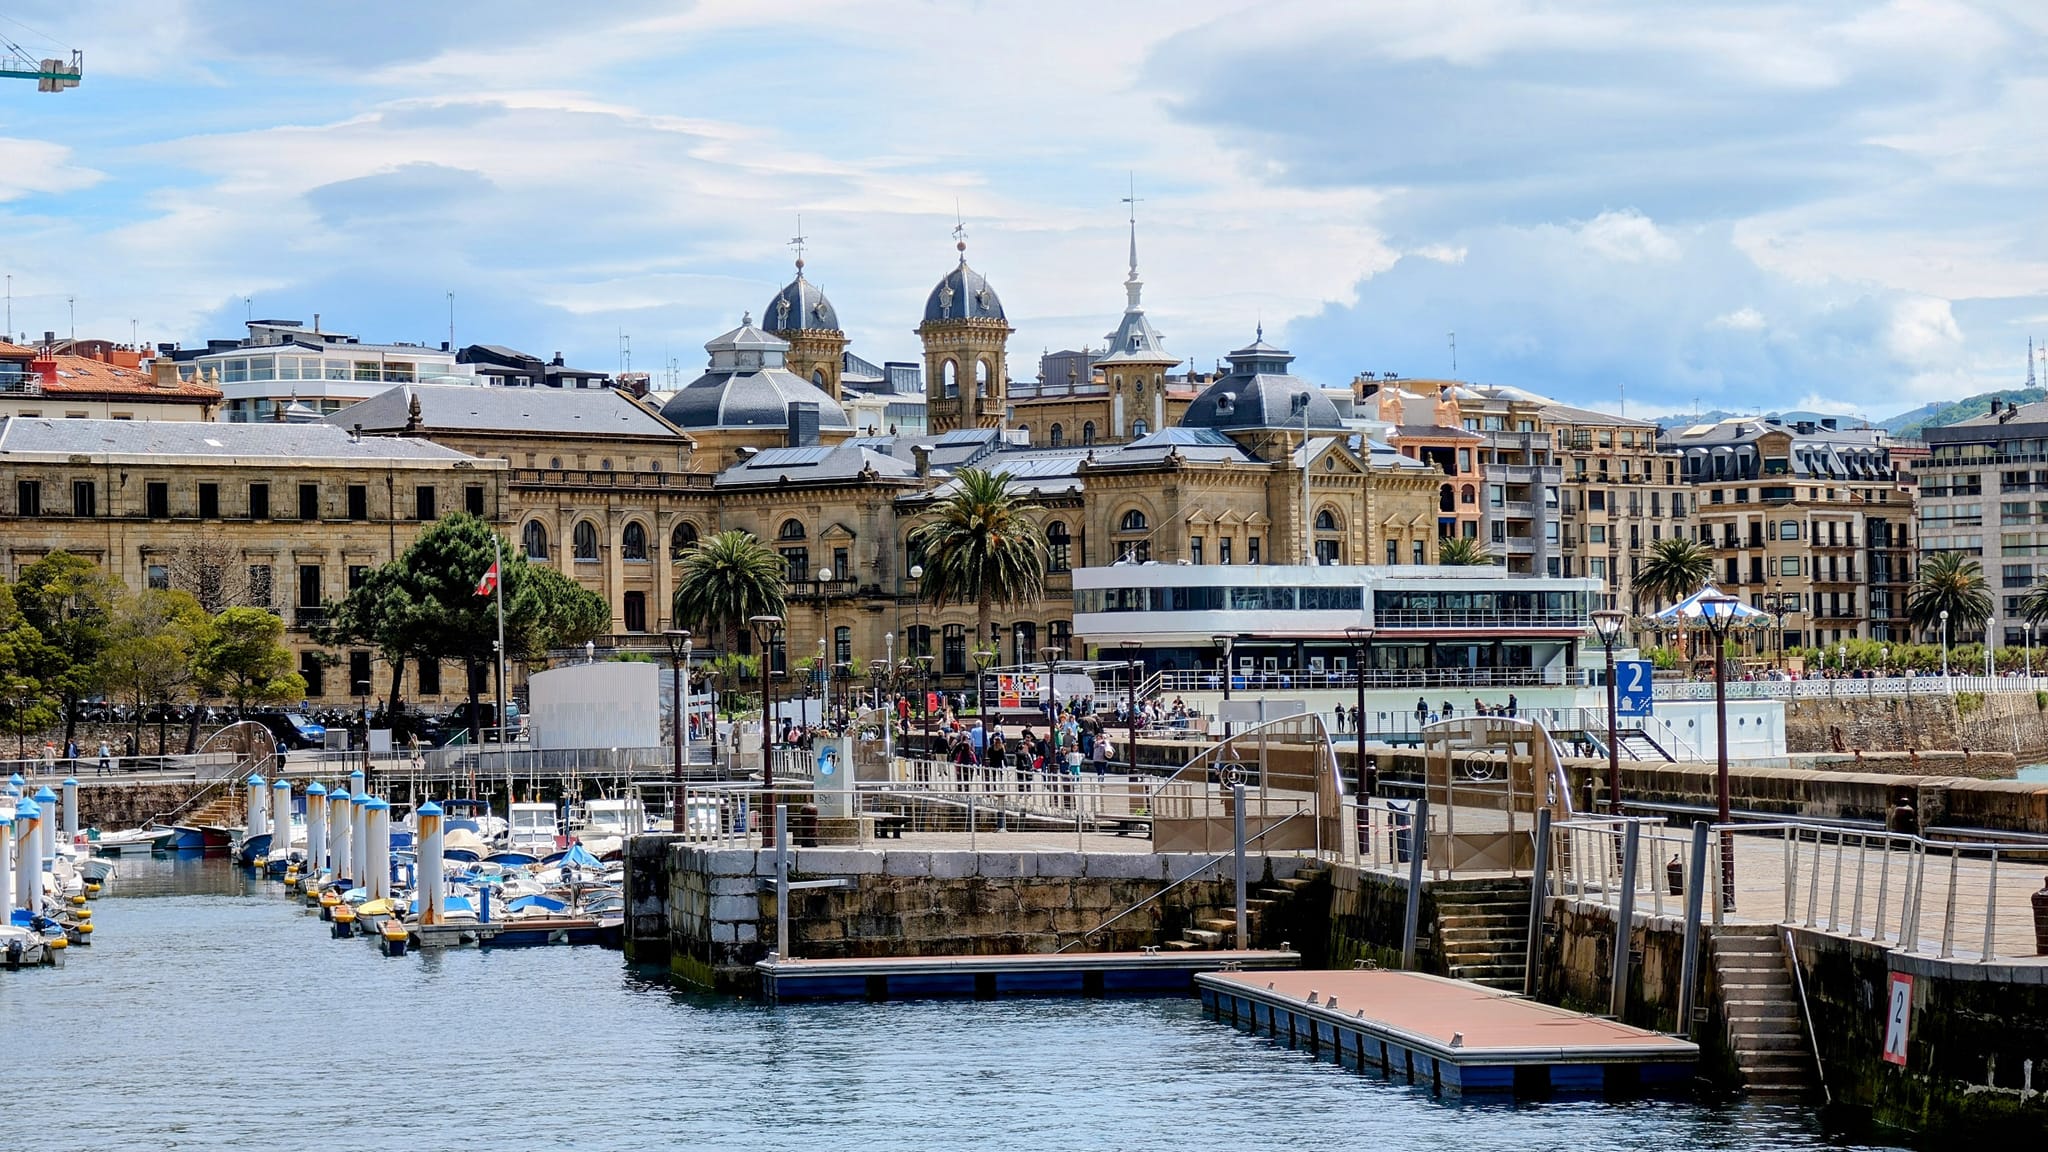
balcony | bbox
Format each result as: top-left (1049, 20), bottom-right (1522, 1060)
top-left (292, 607), bottom-right (328, 631)
top-left (511, 468), bottom-right (714, 491)
top-left (1371, 609), bottom-right (1587, 630)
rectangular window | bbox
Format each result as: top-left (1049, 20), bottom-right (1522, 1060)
top-left (347, 484), bottom-right (368, 521)
top-left (1190, 537), bottom-right (1203, 566)
top-left (1412, 540), bottom-right (1425, 564)
top-left (464, 484), bottom-right (485, 517)
top-left (199, 483), bottom-right (219, 519)
top-left (417, 660), bottom-right (441, 696)
top-left (248, 565), bottom-right (274, 607)
top-left (1247, 537), bottom-right (1261, 565)
top-left (299, 483), bottom-right (319, 521)
top-left (297, 564), bottom-right (321, 608)
top-left (1219, 538), bottom-right (1233, 565)
top-left (1385, 540), bottom-right (1398, 565)
top-left (942, 625), bottom-right (966, 675)
top-left (1589, 525), bottom-right (1606, 544)
top-left (298, 651), bottom-right (324, 698)
top-left (1588, 490), bottom-right (1605, 511)
top-left (72, 480), bottom-right (95, 517)
top-left (413, 486), bottom-right (436, 521)
top-left (348, 565), bottom-right (368, 590)
top-left (780, 547), bottom-right (809, 583)
top-left (832, 547), bottom-right (850, 581)
top-left (1457, 448), bottom-right (1471, 473)
top-left (146, 564), bottom-right (169, 590)
top-left (348, 651), bottom-right (372, 698)
top-left (623, 591), bottom-right (646, 633)
top-left (15, 480), bottom-right (38, 517)
top-left (248, 482), bottom-right (269, 520)
top-left (146, 482), bottom-right (169, 519)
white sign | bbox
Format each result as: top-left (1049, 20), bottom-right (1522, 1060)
top-left (1883, 972), bottom-right (1913, 1067)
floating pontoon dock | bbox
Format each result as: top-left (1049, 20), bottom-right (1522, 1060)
top-left (760, 949), bottom-right (1300, 1002)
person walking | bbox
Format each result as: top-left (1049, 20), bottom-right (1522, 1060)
top-left (1506, 693), bottom-right (1519, 718)
top-left (96, 739), bottom-right (112, 777)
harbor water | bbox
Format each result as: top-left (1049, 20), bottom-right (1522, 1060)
top-left (2, 855), bottom-right (1906, 1152)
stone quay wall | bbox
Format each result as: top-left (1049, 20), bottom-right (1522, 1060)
top-left (1784, 691), bottom-right (2048, 760)
top-left (631, 843), bottom-right (1318, 994)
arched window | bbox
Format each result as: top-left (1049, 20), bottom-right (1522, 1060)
top-left (942, 360), bottom-right (958, 398)
top-left (573, 521), bottom-right (599, 561)
top-left (521, 520), bottom-right (549, 559)
top-left (1132, 419), bottom-right (1149, 436)
top-left (671, 521), bottom-right (699, 558)
top-left (1113, 374), bottom-right (1123, 390)
top-left (1439, 484), bottom-right (1456, 513)
top-left (812, 368), bottom-right (826, 388)
top-left (1046, 521), bottom-right (1071, 571)
top-left (549, 457), bottom-right (562, 470)
top-left (622, 521), bottom-right (649, 561)
top-left (1016, 424), bottom-right (1030, 444)
top-left (1314, 508), bottom-right (1340, 532)
top-left (975, 359), bottom-right (989, 396)
top-left (1050, 423), bottom-right (1064, 447)
top-left (779, 518), bottom-right (806, 541)
top-left (1082, 422), bottom-right (1096, 446)
top-left (1460, 484), bottom-right (1476, 505)
top-left (1119, 509), bottom-right (1149, 532)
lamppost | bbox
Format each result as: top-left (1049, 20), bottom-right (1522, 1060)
top-left (973, 646), bottom-right (997, 720)
top-left (883, 631), bottom-right (896, 715)
top-left (1590, 609), bottom-right (1626, 815)
top-left (663, 630), bottom-right (691, 788)
top-left (1343, 625), bottom-right (1369, 801)
top-left (1015, 625), bottom-right (1026, 671)
top-left (1761, 580), bottom-right (1795, 664)
top-left (1039, 645), bottom-right (1062, 724)
top-left (1939, 609), bottom-right (1950, 679)
top-left (1213, 634), bottom-right (1236, 738)
top-left (749, 615), bottom-right (783, 842)
top-left (1120, 640), bottom-right (1142, 776)
top-left (355, 678), bottom-right (372, 774)
top-left (915, 654), bottom-right (935, 754)
top-left (2028, 623), bottom-right (2036, 679)
top-left (816, 565), bottom-right (835, 729)
top-left (1697, 591), bottom-right (1741, 906)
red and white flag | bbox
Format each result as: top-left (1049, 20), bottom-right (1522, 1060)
top-left (474, 561), bottom-right (499, 597)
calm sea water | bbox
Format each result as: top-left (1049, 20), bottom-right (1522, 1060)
top-left (0, 856), bottom-right (1904, 1152)
top-left (2020, 764), bottom-right (2048, 782)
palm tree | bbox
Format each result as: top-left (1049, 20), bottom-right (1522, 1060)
top-left (1909, 551), bottom-right (1991, 640)
top-left (1636, 536), bottom-right (1714, 609)
top-left (672, 530), bottom-right (788, 654)
top-left (1435, 536), bottom-right (1493, 566)
top-left (908, 467), bottom-right (1048, 651)
top-left (2020, 576), bottom-right (2048, 626)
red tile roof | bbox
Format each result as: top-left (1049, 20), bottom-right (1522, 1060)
top-left (35, 354), bottom-right (222, 401)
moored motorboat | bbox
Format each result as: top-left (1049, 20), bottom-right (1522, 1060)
top-left (90, 826), bottom-right (174, 854)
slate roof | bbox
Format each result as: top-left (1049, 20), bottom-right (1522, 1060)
top-left (713, 442), bottom-right (916, 488)
top-left (660, 318), bottom-right (852, 430)
top-left (922, 258), bottom-right (1007, 324)
top-left (331, 382), bottom-right (682, 439)
top-left (0, 417), bottom-right (476, 462)
top-left (763, 273), bottom-right (841, 333)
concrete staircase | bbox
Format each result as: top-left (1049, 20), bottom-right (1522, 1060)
top-left (1710, 930), bottom-right (1817, 1095)
top-left (173, 787), bottom-right (243, 830)
top-left (1435, 883), bottom-right (1531, 990)
top-left (1163, 864), bottom-right (1325, 951)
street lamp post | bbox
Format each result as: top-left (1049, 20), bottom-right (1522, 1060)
top-left (663, 630), bottom-right (690, 789)
top-left (1212, 634), bottom-right (1235, 737)
top-left (355, 678), bottom-right (372, 774)
top-left (1343, 625), bottom-right (1370, 804)
top-left (915, 654), bottom-right (935, 755)
top-left (1120, 640), bottom-right (1142, 776)
top-left (2029, 623), bottom-right (2036, 679)
top-left (1039, 645), bottom-right (1063, 726)
top-left (749, 614), bottom-right (783, 846)
top-left (1940, 609), bottom-right (1950, 679)
top-left (1590, 609), bottom-right (1626, 816)
top-left (816, 565), bottom-right (834, 730)
top-left (1698, 592), bottom-right (1741, 907)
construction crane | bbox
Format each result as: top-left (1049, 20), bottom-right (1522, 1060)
top-left (0, 37), bottom-right (78, 92)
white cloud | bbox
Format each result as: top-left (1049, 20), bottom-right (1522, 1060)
top-left (1414, 243), bottom-right (1467, 265)
top-left (1885, 296), bottom-right (1965, 365)
top-left (1577, 211), bottom-right (1680, 264)
top-left (1712, 307), bottom-right (1767, 331)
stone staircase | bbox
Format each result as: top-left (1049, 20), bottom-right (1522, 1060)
top-left (174, 787), bottom-right (243, 830)
top-left (1163, 863), bottom-right (1326, 951)
top-left (1434, 882), bottom-right (1531, 990)
top-left (1710, 929), bottom-right (1817, 1095)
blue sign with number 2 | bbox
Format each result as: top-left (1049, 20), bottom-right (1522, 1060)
top-left (1615, 660), bottom-right (1654, 717)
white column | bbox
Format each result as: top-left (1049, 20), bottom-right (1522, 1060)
top-left (365, 798), bottom-right (391, 900)
top-left (352, 795), bottom-right (369, 888)
top-left (330, 792), bottom-right (352, 881)
top-left (271, 778), bottom-right (292, 867)
top-left (16, 802), bottom-right (38, 912)
top-left (304, 784), bottom-right (326, 878)
top-left (0, 816), bottom-right (13, 915)
top-left (60, 777), bottom-right (77, 840)
top-left (246, 774), bottom-right (268, 843)
top-left (35, 788), bottom-right (54, 875)
top-left (417, 801), bottom-right (444, 926)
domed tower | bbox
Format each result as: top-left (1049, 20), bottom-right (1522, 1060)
top-left (763, 250), bottom-right (848, 402)
top-left (917, 226), bottom-right (1012, 433)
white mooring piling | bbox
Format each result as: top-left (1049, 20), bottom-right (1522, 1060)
top-left (246, 774), bottom-right (268, 845)
top-left (364, 797), bottom-right (391, 900)
top-left (352, 791), bottom-right (369, 889)
top-left (271, 778), bottom-right (292, 869)
top-left (60, 777), bottom-right (77, 841)
top-left (15, 799), bottom-right (40, 913)
top-left (34, 787), bottom-right (54, 889)
top-left (416, 801), bottom-right (444, 927)
top-left (329, 790), bottom-right (351, 881)
top-left (0, 811), bottom-right (13, 915)
top-left (304, 783), bottom-right (327, 878)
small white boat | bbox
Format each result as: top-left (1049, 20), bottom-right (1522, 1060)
top-left (91, 825), bottom-right (174, 854)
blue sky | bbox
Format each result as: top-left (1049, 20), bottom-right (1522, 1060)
top-left (0, 1), bottom-right (2042, 421)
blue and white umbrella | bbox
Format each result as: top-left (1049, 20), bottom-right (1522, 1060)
top-left (1647, 585), bottom-right (1771, 627)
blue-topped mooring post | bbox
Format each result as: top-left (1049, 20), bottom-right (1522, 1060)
top-left (271, 777), bottom-right (292, 870)
top-left (34, 786), bottom-right (55, 884)
top-left (352, 790), bottom-right (369, 888)
top-left (329, 790), bottom-right (352, 884)
top-left (365, 797), bottom-right (391, 900)
top-left (0, 807), bottom-right (12, 914)
top-left (15, 798), bottom-right (39, 913)
top-left (417, 801), bottom-right (443, 926)
top-left (1609, 818), bottom-right (1641, 1018)
top-left (304, 783), bottom-right (326, 879)
top-left (245, 774), bottom-right (268, 845)
top-left (60, 777), bottom-right (76, 841)
top-left (1402, 796), bottom-right (1428, 970)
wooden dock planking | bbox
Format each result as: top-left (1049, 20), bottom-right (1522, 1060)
top-left (1198, 969), bottom-right (1697, 1097)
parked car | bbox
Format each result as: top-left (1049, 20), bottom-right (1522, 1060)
top-left (251, 711), bottom-right (328, 750)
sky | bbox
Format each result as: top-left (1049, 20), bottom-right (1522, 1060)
top-left (0, 0), bottom-right (2042, 422)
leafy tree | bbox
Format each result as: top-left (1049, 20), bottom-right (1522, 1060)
top-left (101, 589), bottom-right (211, 754)
top-left (908, 467), bottom-right (1048, 651)
top-left (1909, 551), bottom-right (1992, 638)
top-left (516, 564), bottom-right (611, 658)
top-left (1435, 537), bottom-right (1493, 566)
top-left (1635, 536), bottom-right (1713, 609)
top-left (14, 550), bottom-right (120, 744)
top-left (705, 650), bottom-right (759, 717)
top-left (672, 529), bottom-right (788, 655)
top-left (0, 584), bottom-right (51, 754)
top-left (316, 562), bottom-right (418, 717)
top-left (195, 606), bottom-right (306, 714)
top-left (162, 541), bottom-right (248, 613)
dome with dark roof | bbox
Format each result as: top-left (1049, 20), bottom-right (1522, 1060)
top-left (1178, 330), bottom-right (1344, 432)
top-left (658, 314), bottom-right (852, 431)
top-left (923, 256), bottom-right (1006, 324)
top-left (763, 272), bottom-right (840, 334)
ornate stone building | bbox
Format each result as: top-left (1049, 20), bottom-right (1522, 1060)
top-left (919, 234), bottom-right (1012, 434)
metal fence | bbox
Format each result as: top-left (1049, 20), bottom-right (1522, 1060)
top-left (1652, 673), bottom-right (2048, 702)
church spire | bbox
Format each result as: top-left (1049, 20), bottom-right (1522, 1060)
top-left (1121, 173), bottom-right (1144, 309)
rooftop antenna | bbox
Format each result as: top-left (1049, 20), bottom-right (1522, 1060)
top-left (1448, 331), bottom-right (1456, 374)
top-left (2030, 337), bottom-right (2038, 389)
top-left (243, 296), bottom-right (251, 323)
top-left (1618, 380), bottom-right (1625, 420)
top-left (129, 318), bottom-right (137, 348)
top-left (6, 274), bottom-right (10, 338)
top-left (66, 294), bottom-right (73, 344)
top-left (619, 330), bottom-right (631, 376)
top-left (789, 214), bottom-right (807, 274)
top-left (447, 291), bottom-right (455, 352)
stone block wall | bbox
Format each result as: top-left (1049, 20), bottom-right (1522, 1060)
top-left (1786, 691), bottom-right (2048, 760)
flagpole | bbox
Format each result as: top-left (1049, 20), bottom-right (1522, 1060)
top-left (493, 532), bottom-right (507, 755)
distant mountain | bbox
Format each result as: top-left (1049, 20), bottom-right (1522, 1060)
top-left (1886, 388), bottom-right (2047, 441)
